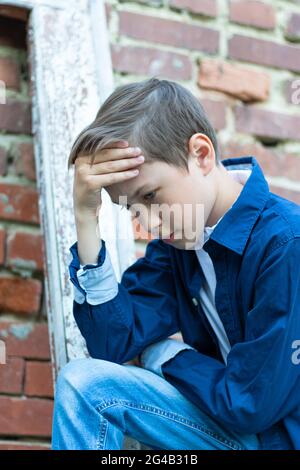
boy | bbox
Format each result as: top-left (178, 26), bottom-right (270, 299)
top-left (52, 78), bottom-right (300, 450)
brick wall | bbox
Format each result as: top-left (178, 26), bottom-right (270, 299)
top-left (0, 0), bottom-right (300, 449)
top-left (0, 9), bottom-right (53, 450)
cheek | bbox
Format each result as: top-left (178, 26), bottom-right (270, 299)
top-left (180, 200), bottom-right (205, 235)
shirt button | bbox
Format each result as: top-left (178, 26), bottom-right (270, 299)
top-left (192, 297), bottom-right (198, 306)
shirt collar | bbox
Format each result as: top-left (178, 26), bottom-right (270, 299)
top-left (202, 166), bottom-right (252, 244)
top-left (205, 156), bottom-right (270, 256)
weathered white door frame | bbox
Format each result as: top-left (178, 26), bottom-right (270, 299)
top-left (0, 0), bottom-right (136, 375)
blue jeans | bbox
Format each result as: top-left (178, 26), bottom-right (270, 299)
top-left (51, 358), bottom-right (261, 450)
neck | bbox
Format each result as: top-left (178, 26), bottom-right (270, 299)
top-left (206, 164), bottom-right (244, 227)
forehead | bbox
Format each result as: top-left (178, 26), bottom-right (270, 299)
top-left (106, 160), bottom-right (172, 204)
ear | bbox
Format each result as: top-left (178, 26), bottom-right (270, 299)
top-left (188, 133), bottom-right (216, 176)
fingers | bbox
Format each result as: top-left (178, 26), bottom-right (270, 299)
top-left (88, 155), bottom-right (144, 176)
top-left (75, 142), bottom-right (142, 164)
top-left (87, 168), bottom-right (141, 189)
top-left (91, 144), bottom-right (142, 164)
top-left (75, 140), bottom-right (145, 189)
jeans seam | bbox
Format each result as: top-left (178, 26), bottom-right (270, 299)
top-left (97, 413), bottom-right (109, 450)
top-left (96, 398), bottom-right (244, 450)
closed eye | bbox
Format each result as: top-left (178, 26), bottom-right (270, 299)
top-left (124, 190), bottom-right (157, 218)
top-left (143, 191), bottom-right (156, 201)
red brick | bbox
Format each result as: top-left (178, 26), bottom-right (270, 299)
top-left (169, 0), bottom-right (217, 17)
top-left (119, 11), bottom-right (219, 54)
top-left (111, 44), bottom-right (192, 80)
top-left (0, 277), bottom-right (42, 315)
top-left (0, 100), bottom-right (31, 134)
top-left (105, 2), bottom-right (112, 24)
top-left (14, 142), bottom-right (36, 181)
top-left (0, 146), bottom-right (7, 176)
top-left (286, 13), bottom-right (300, 41)
top-left (0, 441), bottom-right (50, 450)
top-left (0, 183), bottom-right (39, 224)
top-left (0, 396), bottom-right (53, 437)
top-left (0, 357), bottom-right (24, 394)
top-left (0, 228), bottom-right (5, 265)
top-left (234, 105), bottom-right (300, 142)
top-left (229, 0), bottom-right (276, 30)
top-left (7, 231), bottom-right (44, 272)
top-left (228, 35), bottom-right (300, 73)
top-left (0, 16), bottom-right (27, 49)
top-left (0, 5), bottom-right (29, 21)
top-left (25, 361), bottom-right (54, 398)
top-left (221, 141), bottom-right (300, 182)
top-left (269, 186), bottom-right (300, 206)
top-left (0, 57), bottom-right (20, 91)
top-left (201, 98), bottom-right (226, 130)
top-left (135, 250), bottom-right (146, 259)
top-left (221, 142), bottom-right (300, 204)
top-left (198, 59), bottom-right (270, 102)
top-left (0, 322), bottom-right (50, 360)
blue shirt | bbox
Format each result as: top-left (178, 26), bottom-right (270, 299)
top-left (68, 156), bottom-right (300, 450)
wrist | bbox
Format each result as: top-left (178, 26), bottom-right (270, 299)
top-left (74, 206), bottom-right (100, 224)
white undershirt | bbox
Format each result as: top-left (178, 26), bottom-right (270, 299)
top-left (195, 169), bottom-right (252, 364)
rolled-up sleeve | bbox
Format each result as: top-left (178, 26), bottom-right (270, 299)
top-left (69, 240), bottom-right (118, 305)
top-left (140, 338), bottom-right (196, 378)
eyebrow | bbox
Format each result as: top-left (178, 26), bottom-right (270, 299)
top-left (129, 184), bottom-right (150, 203)
top-left (111, 184), bottom-right (153, 207)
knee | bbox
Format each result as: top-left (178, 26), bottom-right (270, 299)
top-left (55, 358), bottom-right (91, 396)
top-left (55, 357), bottom-right (124, 398)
